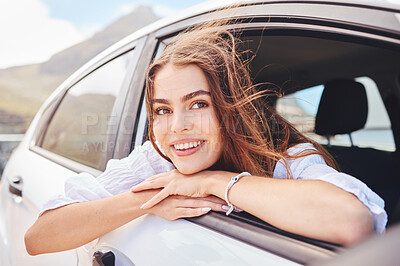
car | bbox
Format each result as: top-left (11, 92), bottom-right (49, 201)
top-left (1, 0), bottom-right (400, 265)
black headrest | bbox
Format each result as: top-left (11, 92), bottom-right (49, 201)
top-left (315, 79), bottom-right (368, 136)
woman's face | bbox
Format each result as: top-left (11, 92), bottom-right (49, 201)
top-left (151, 63), bottom-right (223, 174)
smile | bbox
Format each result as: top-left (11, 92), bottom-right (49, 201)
top-left (171, 140), bottom-right (205, 156)
top-left (173, 140), bottom-right (204, 150)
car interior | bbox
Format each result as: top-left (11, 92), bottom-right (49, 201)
top-left (218, 29), bottom-right (400, 246)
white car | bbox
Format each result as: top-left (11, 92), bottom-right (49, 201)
top-left (1, 1), bottom-right (400, 265)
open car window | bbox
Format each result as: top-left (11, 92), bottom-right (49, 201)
top-left (276, 76), bottom-right (395, 152)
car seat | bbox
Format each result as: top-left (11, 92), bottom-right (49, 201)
top-left (314, 79), bottom-right (400, 225)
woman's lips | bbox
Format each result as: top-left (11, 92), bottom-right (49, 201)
top-left (171, 140), bottom-right (205, 157)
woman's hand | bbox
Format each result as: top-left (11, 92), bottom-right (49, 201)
top-left (131, 169), bottom-right (220, 210)
top-left (146, 195), bottom-right (226, 220)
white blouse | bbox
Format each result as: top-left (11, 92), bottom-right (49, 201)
top-left (41, 141), bottom-right (387, 233)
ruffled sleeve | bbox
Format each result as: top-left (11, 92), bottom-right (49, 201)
top-left (273, 143), bottom-right (388, 233)
top-left (39, 141), bottom-right (174, 215)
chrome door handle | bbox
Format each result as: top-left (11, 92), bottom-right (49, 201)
top-left (11, 176), bottom-right (21, 184)
top-left (9, 176), bottom-right (22, 196)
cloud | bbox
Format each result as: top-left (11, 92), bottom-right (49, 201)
top-left (152, 4), bottom-right (180, 17)
top-left (0, 0), bottom-right (84, 69)
top-left (114, 2), bottom-right (179, 19)
top-left (115, 3), bottom-right (139, 17)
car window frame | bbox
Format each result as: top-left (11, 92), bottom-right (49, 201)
top-left (112, 34), bottom-right (157, 160)
top-left (122, 4), bottom-right (400, 264)
top-left (30, 37), bottom-right (147, 176)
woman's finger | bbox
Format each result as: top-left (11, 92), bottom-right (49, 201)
top-left (174, 197), bottom-right (225, 212)
top-left (146, 169), bottom-right (179, 181)
top-left (176, 207), bottom-right (212, 218)
top-left (131, 179), bottom-right (164, 192)
top-left (140, 189), bottom-right (170, 209)
top-left (131, 170), bottom-right (179, 192)
top-left (144, 171), bottom-right (166, 181)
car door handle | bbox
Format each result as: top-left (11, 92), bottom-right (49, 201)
top-left (92, 250), bottom-right (115, 266)
top-left (92, 249), bottom-right (135, 266)
top-left (9, 176), bottom-right (22, 197)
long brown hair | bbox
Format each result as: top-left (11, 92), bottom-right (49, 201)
top-left (145, 20), bottom-right (336, 177)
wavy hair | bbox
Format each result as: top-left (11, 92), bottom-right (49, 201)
top-left (145, 20), bottom-right (337, 177)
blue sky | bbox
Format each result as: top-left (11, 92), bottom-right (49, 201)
top-left (0, 0), bottom-right (205, 69)
top-left (41, 0), bottom-right (204, 33)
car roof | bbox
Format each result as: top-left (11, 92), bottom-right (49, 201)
top-left (126, 0), bottom-right (400, 40)
top-left (52, 0), bottom-right (400, 103)
top-left (89, 0), bottom-right (400, 67)
top-left (105, 0), bottom-right (400, 54)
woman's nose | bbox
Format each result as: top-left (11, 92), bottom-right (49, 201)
top-left (170, 111), bottom-right (193, 133)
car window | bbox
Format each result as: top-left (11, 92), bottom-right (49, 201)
top-left (276, 76), bottom-right (395, 151)
top-left (41, 49), bottom-right (135, 169)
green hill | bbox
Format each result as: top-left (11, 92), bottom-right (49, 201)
top-left (0, 5), bottom-right (159, 134)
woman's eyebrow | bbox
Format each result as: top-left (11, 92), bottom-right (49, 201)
top-left (151, 98), bottom-right (169, 105)
top-left (181, 90), bottom-right (210, 102)
top-left (151, 90), bottom-right (210, 105)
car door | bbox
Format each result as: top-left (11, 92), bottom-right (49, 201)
top-left (0, 37), bottom-right (146, 265)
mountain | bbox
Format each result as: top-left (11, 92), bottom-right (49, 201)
top-left (0, 5), bottom-right (160, 134)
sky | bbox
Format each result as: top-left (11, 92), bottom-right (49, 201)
top-left (0, 0), bottom-right (205, 69)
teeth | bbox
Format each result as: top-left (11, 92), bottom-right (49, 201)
top-left (174, 141), bottom-right (203, 150)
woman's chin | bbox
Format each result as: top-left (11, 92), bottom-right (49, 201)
top-left (171, 154), bottom-right (221, 175)
top-left (174, 162), bottom-right (208, 175)
top-left (176, 167), bottom-right (202, 175)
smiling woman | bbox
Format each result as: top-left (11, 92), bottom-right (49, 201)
top-left (24, 18), bottom-right (385, 256)
top-left (151, 64), bottom-right (223, 174)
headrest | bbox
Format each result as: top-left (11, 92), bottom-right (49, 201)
top-left (315, 79), bottom-right (368, 136)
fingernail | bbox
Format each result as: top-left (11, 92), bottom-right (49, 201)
top-left (222, 205), bottom-right (229, 210)
top-left (202, 207), bottom-right (211, 212)
top-left (140, 203), bottom-right (147, 209)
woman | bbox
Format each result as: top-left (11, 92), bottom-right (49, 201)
top-left (25, 22), bottom-right (386, 255)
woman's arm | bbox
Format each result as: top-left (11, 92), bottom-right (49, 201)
top-left (25, 190), bottom-right (155, 255)
top-left (133, 170), bottom-right (374, 246)
top-left (25, 190), bottom-right (224, 255)
top-left (207, 172), bottom-right (374, 245)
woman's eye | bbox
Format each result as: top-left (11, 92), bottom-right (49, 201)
top-left (154, 107), bottom-right (171, 115)
top-left (191, 101), bottom-right (209, 109)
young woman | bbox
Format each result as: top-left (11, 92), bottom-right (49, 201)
top-left (25, 23), bottom-right (386, 255)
